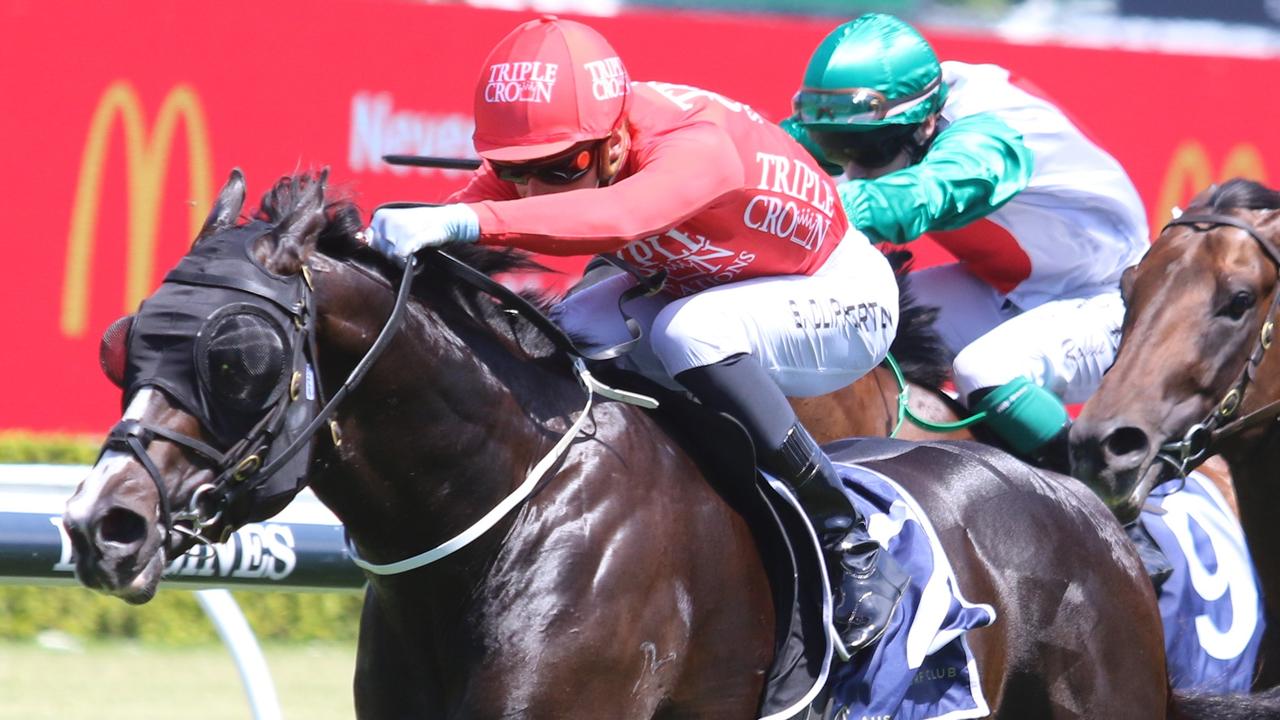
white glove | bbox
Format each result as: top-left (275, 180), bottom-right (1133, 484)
top-left (364, 204), bottom-right (481, 262)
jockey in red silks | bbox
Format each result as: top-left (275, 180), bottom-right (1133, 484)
top-left (365, 15), bottom-right (909, 656)
top-left (790, 14), bottom-right (1151, 474)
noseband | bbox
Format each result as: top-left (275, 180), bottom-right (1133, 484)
top-left (1158, 212), bottom-right (1280, 475)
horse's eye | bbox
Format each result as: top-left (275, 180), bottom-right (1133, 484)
top-left (1225, 290), bottom-right (1257, 320)
top-left (196, 311), bottom-right (288, 414)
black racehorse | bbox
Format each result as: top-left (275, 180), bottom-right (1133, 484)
top-left (64, 170), bottom-right (1277, 718)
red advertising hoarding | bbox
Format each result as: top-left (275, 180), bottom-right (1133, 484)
top-left (1, 1), bottom-right (1274, 433)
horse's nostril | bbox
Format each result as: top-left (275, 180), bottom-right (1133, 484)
top-left (99, 507), bottom-right (147, 546)
top-left (1104, 427), bottom-right (1150, 459)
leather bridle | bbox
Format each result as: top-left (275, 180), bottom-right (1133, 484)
top-left (1156, 212), bottom-right (1280, 475)
top-left (103, 244), bottom-right (420, 553)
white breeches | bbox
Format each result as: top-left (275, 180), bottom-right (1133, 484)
top-left (553, 233), bottom-right (900, 398)
top-left (911, 263), bottom-right (1125, 404)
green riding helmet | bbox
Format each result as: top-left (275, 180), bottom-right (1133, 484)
top-left (795, 13), bottom-right (947, 131)
top-left (780, 116), bottom-right (843, 176)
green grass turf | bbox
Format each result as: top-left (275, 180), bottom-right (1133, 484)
top-left (0, 640), bottom-right (357, 719)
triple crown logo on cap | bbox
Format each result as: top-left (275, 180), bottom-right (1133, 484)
top-left (485, 61), bottom-right (560, 103)
top-left (582, 57), bottom-right (628, 101)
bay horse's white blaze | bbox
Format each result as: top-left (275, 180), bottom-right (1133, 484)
top-left (64, 388), bottom-right (155, 529)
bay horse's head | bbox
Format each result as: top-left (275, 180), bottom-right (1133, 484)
top-left (63, 168), bottom-right (348, 602)
top-left (1072, 178), bottom-right (1280, 521)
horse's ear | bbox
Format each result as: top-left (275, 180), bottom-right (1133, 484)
top-left (1185, 183), bottom-right (1219, 212)
top-left (261, 169), bottom-right (328, 275)
top-left (196, 169), bottom-right (247, 244)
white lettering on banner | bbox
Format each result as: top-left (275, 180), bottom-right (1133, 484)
top-left (582, 57), bottom-right (628, 100)
top-left (1161, 491), bottom-right (1259, 661)
top-left (348, 92), bottom-right (475, 177)
top-left (645, 82), bottom-right (765, 124)
top-left (163, 523), bottom-right (299, 581)
top-left (484, 62), bottom-right (558, 103)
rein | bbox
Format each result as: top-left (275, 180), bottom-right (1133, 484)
top-left (342, 249), bottom-right (658, 575)
top-left (881, 353), bottom-right (987, 436)
top-left (1157, 212), bottom-right (1280, 475)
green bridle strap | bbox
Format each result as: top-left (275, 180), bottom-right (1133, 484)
top-left (881, 353), bottom-right (988, 437)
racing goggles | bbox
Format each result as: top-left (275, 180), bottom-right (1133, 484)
top-left (490, 141), bottom-right (599, 186)
top-left (792, 77), bottom-right (942, 125)
top-left (808, 123), bottom-right (920, 170)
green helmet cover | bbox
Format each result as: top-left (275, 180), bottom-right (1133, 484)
top-left (795, 13), bottom-right (946, 131)
top-left (781, 116), bottom-right (843, 176)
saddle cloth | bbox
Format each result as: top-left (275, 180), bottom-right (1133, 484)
top-left (1141, 471), bottom-right (1265, 691)
top-left (805, 462), bottom-right (998, 720)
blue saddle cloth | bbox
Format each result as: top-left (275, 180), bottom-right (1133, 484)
top-left (827, 462), bottom-right (996, 720)
top-left (823, 463), bottom-right (1264, 720)
top-left (1141, 472), bottom-right (1265, 691)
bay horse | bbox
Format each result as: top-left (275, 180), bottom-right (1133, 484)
top-left (63, 169), bottom-right (1270, 718)
top-left (1072, 178), bottom-right (1280, 689)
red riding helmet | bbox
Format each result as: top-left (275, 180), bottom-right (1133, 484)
top-left (472, 15), bottom-right (631, 163)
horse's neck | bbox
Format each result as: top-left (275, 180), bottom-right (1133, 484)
top-left (307, 258), bottom-right (579, 570)
top-left (1224, 428), bottom-right (1280, 618)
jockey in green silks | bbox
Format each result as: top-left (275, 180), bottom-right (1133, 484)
top-left (789, 13), bottom-right (1150, 473)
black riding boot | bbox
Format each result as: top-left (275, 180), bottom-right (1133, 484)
top-left (1125, 519), bottom-right (1174, 590)
top-left (675, 354), bottom-right (909, 655)
top-left (764, 423), bottom-right (911, 653)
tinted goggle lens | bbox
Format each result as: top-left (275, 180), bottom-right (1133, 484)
top-left (793, 88), bottom-right (889, 125)
top-left (491, 144), bottom-right (597, 186)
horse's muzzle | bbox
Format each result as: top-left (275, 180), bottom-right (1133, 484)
top-left (1069, 417), bottom-right (1159, 520)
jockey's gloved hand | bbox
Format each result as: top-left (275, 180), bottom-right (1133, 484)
top-left (364, 204), bottom-right (480, 263)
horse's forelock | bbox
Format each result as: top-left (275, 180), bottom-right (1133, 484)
top-left (1208, 178), bottom-right (1280, 212)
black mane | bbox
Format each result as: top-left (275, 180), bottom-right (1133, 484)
top-left (251, 173), bottom-right (560, 356)
top-left (1208, 178), bottom-right (1280, 212)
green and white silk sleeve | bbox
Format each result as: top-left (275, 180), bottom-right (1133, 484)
top-left (839, 113), bottom-right (1034, 245)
